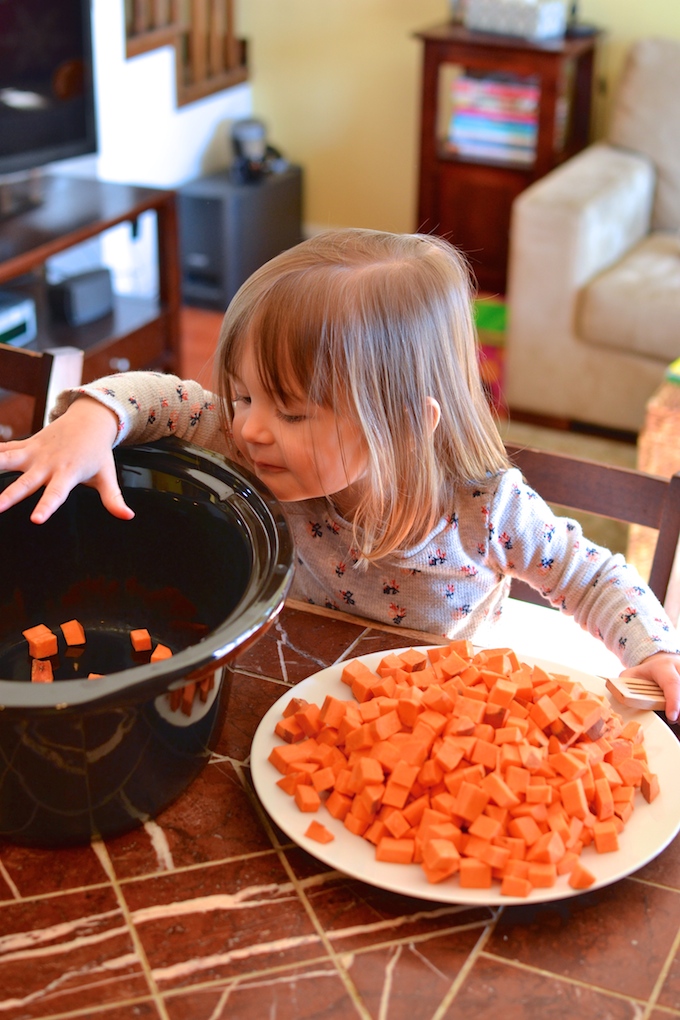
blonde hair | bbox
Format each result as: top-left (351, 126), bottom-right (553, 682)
top-left (216, 228), bottom-right (509, 563)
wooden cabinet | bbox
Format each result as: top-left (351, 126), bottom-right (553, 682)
top-left (0, 175), bottom-right (180, 437)
top-left (415, 23), bottom-right (600, 293)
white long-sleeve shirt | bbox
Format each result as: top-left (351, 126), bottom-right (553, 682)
top-left (53, 371), bottom-right (680, 668)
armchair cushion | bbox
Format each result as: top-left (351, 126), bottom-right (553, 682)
top-left (608, 37), bottom-right (680, 231)
top-left (578, 232), bottom-right (680, 362)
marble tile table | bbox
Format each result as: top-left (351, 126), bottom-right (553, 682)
top-left (0, 599), bottom-right (679, 1020)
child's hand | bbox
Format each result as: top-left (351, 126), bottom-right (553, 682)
top-left (621, 652), bottom-right (680, 724)
top-left (0, 397), bottom-right (134, 524)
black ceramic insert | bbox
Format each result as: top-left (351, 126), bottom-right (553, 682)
top-left (0, 438), bottom-right (294, 847)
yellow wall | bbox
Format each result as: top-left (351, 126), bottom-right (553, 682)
top-left (240, 1), bottom-right (680, 234)
top-left (585, 0), bottom-right (680, 134)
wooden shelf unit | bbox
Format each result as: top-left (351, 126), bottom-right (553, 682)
top-left (0, 175), bottom-right (181, 437)
top-left (415, 23), bottom-right (600, 293)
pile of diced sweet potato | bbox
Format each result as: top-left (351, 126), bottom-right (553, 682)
top-left (21, 621), bottom-right (212, 716)
top-left (268, 641), bottom-right (659, 896)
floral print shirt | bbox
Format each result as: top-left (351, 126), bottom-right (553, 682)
top-left (52, 371), bottom-right (680, 668)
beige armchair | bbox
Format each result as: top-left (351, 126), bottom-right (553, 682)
top-left (505, 37), bottom-right (680, 434)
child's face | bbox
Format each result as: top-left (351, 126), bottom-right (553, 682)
top-left (229, 338), bottom-right (369, 513)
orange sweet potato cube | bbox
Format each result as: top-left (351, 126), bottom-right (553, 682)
top-left (181, 682), bottom-right (197, 716)
top-left (593, 777), bottom-right (615, 820)
top-left (458, 857), bottom-right (492, 889)
top-left (501, 873), bottom-right (532, 897)
top-left (319, 695), bottom-right (347, 729)
top-left (593, 819), bottom-right (619, 853)
top-left (615, 757), bottom-right (645, 788)
top-left (341, 658), bottom-right (374, 686)
top-left (454, 780), bottom-right (490, 823)
top-left (310, 766), bottom-right (336, 793)
top-left (276, 772), bottom-right (309, 795)
top-left (23, 623), bottom-right (58, 659)
top-left (295, 702), bottom-right (323, 736)
top-left (560, 777), bottom-right (590, 820)
top-left (151, 643), bottom-right (173, 662)
top-left (527, 862), bottom-right (557, 888)
top-left (31, 659), bottom-right (53, 683)
top-left (641, 772), bottom-right (660, 803)
top-left (294, 784), bottom-right (321, 813)
top-left (568, 861), bottom-right (596, 889)
top-left (375, 836), bottom-right (415, 864)
top-left (326, 789), bottom-right (352, 820)
top-left (383, 809), bottom-right (411, 839)
top-left (275, 716), bottom-right (305, 744)
top-left (422, 837), bottom-right (460, 872)
top-left (399, 648), bottom-right (429, 672)
top-left (305, 819), bottom-right (334, 844)
top-left (60, 619), bottom-right (86, 646)
top-left (130, 628), bottom-right (152, 652)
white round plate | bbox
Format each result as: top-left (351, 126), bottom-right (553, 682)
top-left (250, 648), bottom-right (680, 904)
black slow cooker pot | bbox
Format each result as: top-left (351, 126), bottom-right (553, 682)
top-left (0, 438), bottom-right (294, 847)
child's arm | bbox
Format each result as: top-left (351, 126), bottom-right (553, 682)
top-left (50, 370), bottom-right (225, 450)
top-left (486, 468), bottom-right (680, 721)
top-left (0, 370), bottom-right (227, 523)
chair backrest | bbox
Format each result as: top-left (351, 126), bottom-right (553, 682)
top-left (504, 442), bottom-right (680, 610)
top-left (0, 345), bottom-right (84, 436)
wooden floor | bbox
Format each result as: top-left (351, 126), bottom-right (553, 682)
top-left (178, 305), bottom-right (223, 387)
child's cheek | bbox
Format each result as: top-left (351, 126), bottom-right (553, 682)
top-left (230, 417), bottom-right (248, 459)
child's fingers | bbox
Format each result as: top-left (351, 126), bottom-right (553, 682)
top-left (660, 677), bottom-right (680, 724)
top-left (93, 467), bottom-right (135, 522)
top-left (0, 461), bottom-right (51, 515)
top-left (27, 476), bottom-right (81, 523)
top-left (25, 459), bottom-right (135, 525)
top-left (621, 655), bottom-right (680, 723)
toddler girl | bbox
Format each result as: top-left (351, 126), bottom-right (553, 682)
top-left (0, 229), bottom-right (678, 719)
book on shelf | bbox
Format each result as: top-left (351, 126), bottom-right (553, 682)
top-left (447, 71), bottom-right (540, 164)
top-left (449, 114), bottom-right (538, 147)
top-left (443, 138), bottom-right (535, 165)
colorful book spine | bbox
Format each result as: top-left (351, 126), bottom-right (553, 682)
top-left (448, 73), bottom-right (540, 164)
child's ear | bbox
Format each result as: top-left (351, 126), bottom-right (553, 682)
top-left (426, 396), bottom-right (441, 436)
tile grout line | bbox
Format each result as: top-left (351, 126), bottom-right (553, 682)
top-left (640, 914), bottom-right (680, 1020)
top-left (233, 756), bottom-right (512, 1020)
top-left (232, 759), bottom-right (373, 1020)
top-left (0, 858), bottom-right (21, 900)
top-left (2, 993), bottom-right (166, 1020)
top-left (90, 840), bottom-right (172, 1020)
top-left (428, 907), bottom-right (503, 1020)
top-left (476, 946), bottom-right (669, 1012)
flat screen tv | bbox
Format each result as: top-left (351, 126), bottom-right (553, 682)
top-left (0, 0), bottom-right (97, 178)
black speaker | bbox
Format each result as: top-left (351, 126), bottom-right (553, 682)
top-left (48, 268), bottom-right (114, 327)
top-left (178, 165), bottom-right (303, 310)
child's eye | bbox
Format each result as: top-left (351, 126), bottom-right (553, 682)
top-left (277, 410), bottom-right (306, 424)
top-left (231, 393), bottom-right (250, 406)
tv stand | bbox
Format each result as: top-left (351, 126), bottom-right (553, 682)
top-left (0, 175), bottom-right (180, 438)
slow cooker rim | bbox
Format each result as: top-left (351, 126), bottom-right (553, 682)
top-left (0, 437), bottom-right (295, 714)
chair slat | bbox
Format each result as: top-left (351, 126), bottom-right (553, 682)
top-left (0, 347), bottom-right (54, 435)
top-left (504, 442), bottom-right (680, 607)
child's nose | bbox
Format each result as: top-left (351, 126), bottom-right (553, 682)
top-left (240, 404), bottom-right (274, 444)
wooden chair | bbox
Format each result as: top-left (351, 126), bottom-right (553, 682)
top-left (504, 442), bottom-right (680, 612)
top-left (0, 345), bottom-right (84, 437)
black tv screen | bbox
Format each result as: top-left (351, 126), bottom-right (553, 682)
top-left (0, 0), bottom-right (97, 176)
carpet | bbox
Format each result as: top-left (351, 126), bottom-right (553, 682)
top-left (475, 296), bottom-right (506, 413)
